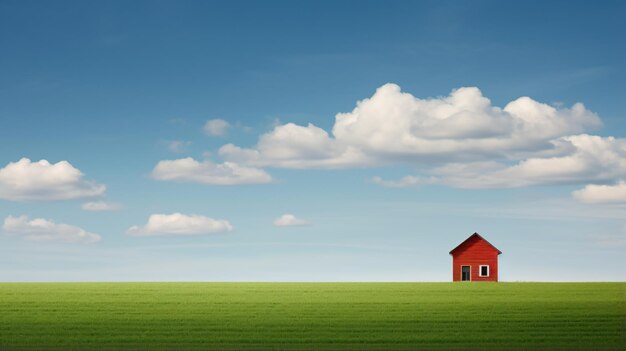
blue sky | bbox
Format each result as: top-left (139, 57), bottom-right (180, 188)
top-left (0, 0), bottom-right (624, 281)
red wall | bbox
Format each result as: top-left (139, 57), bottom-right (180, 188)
top-left (451, 235), bottom-right (499, 282)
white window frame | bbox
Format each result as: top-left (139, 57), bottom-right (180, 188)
top-left (479, 265), bottom-right (490, 277)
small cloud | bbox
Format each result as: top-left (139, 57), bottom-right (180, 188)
top-left (151, 157), bottom-right (273, 185)
top-left (204, 119), bottom-right (231, 136)
top-left (0, 158), bottom-right (106, 201)
top-left (128, 213), bottom-right (233, 236)
top-left (371, 175), bottom-right (421, 188)
top-left (81, 201), bottom-right (123, 212)
top-left (2, 215), bottom-right (100, 243)
top-left (162, 140), bottom-right (192, 153)
top-left (273, 214), bottom-right (309, 227)
top-left (572, 181), bottom-right (626, 204)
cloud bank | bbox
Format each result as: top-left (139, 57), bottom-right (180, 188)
top-left (219, 84), bottom-right (602, 169)
top-left (215, 83), bottom-right (624, 194)
top-left (128, 213), bottom-right (233, 236)
top-left (148, 83), bottom-right (622, 197)
top-left (0, 158), bottom-right (106, 201)
top-left (2, 215), bottom-right (101, 243)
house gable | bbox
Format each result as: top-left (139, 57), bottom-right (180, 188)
top-left (449, 232), bottom-right (502, 256)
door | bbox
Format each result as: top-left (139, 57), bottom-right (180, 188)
top-left (461, 266), bottom-right (471, 281)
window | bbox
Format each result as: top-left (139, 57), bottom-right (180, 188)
top-left (479, 265), bottom-right (489, 277)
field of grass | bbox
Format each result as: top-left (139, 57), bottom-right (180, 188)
top-left (0, 282), bottom-right (624, 350)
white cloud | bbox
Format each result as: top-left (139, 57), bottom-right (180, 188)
top-left (81, 201), bottom-right (123, 212)
top-left (164, 140), bottom-right (191, 153)
top-left (572, 181), bottom-right (626, 204)
top-left (373, 134), bottom-right (626, 189)
top-left (273, 214), bottom-right (309, 227)
top-left (149, 83), bottom-right (622, 194)
top-left (0, 158), bottom-right (106, 201)
top-left (220, 84), bottom-right (601, 168)
top-left (426, 135), bottom-right (626, 188)
top-left (217, 83), bottom-right (620, 191)
top-left (151, 157), bottom-right (272, 185)
top-left (219, 123), bottom-right (372, 169)
top-left (203, 119), bottom-right (231, 136)
top-left (334, 84), bottom-right (600, 158)
top-left (2, 215), bottom-right (101, 243)
top-left (128, 213), bottom-right (233, 236)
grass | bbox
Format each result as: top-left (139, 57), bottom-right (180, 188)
top-left (0, 282), bottom-right (624, 350)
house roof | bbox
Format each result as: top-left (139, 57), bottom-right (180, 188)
top-left (449, 232), bottom-right (502, 255)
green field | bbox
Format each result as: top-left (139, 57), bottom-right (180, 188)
top-left (0, 283), bottom-right (624, 350)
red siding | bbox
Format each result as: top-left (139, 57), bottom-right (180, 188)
top-left (451, 234), bottom-right (499, 282)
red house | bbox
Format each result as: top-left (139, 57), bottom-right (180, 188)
top-left (450, 233), bottom-right (501, 282)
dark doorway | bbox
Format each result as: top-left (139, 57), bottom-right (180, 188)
top-left (461, 266), bottom-right (471, 281)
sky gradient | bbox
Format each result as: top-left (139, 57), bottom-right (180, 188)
top-left (0, 0), bottom-right (624, 281)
